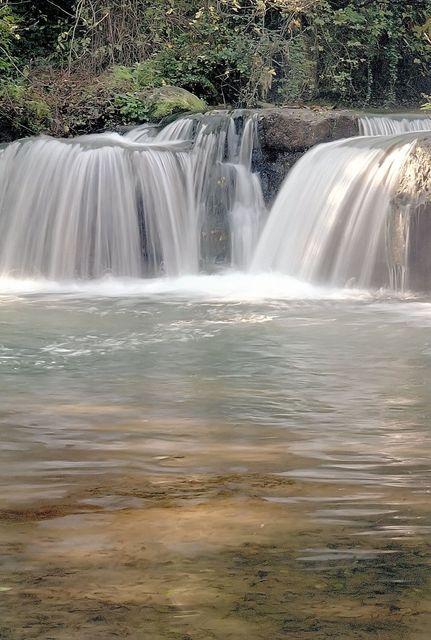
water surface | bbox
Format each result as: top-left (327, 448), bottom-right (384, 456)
top-left (1, 273), bottom-right (431, 639)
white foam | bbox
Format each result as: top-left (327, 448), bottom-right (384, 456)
top-left (0, 272), bottom-right (388, 302)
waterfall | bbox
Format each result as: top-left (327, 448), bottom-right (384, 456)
top-left (228, 117), bottom-right (266, 269)
top-left (0, 134), bottom-right (195, 278)
top-left (128, 112), bottom-right (266, 269)
top-left (360, 115), bottom-right (431, 136)
top-left (0, 112), bottom-right (265, 279)
top-left (251, 134), bottom-right (419, 289)
top-left (1, 108), bottom-right (428, 290)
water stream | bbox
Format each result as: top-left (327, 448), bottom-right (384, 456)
top-left (0, 112), bottom-right (266, 279)
top-left (252, 134), bottom-right (417, 288)
top-left (360, 114), bottom-right (431, 136)
top-left (1, 113), bottom-right (431, 639)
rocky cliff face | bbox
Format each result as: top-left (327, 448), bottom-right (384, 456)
top-left (255, 108), bottom-right (360, 202)
top-left (388, 137), bottom-right (431, 292)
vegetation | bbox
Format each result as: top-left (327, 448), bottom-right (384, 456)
top-left (0, 0), bottom-right (430, 139)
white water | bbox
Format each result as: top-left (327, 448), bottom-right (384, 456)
top-left (0, 111), bottom-right (429, 292)
top-left (0, 134), bottom-right (195, 278)
top-left (127, 112), bottom-right (266, 269)
top-left (360, 115), bottom-right (431, 136)
top-left (0, 272), bottom-right (382, 302)
top-left (252, 135), bottom-right (416, 289)
top-left (0, 113), bottom-right (265, 279)
top-left (229, 118), bottom-right (266, 268)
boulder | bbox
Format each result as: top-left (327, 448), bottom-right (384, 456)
top-left (254, 107), bottom-right (360, 202)
top-left (388, 136), bottom-right (431, 292)
top-left (143, 85), bottom-right (206, 120)
top-left (258, 107), bottom-right (359, 152)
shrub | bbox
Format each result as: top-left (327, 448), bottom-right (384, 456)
top-left (0, 81), bottom-right (52, 140)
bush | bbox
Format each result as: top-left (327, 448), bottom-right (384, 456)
top-left (0, 5), bottom-right (20, 77)
top-left (52, 0), bottom-right (430, 108)
top-left (0, 81), bottom-right (52, 141)
top-left (1, 0), bottom-right (430, 140)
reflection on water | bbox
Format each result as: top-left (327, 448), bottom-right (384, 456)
top-left (0, 274), bottom-right (431, 639)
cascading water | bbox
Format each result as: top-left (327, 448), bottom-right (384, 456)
top-left (0, 134), bottom-right (196, 278)
top-left (0, 112), bottom-right (265, 279)
top-left (127, 112), bottom-right (266, 269)
top-left (226, 117), bottom-right (266, 269)
top-left (252, 133), bottom-right (423, 289)
top-left (360, 114), bottom-right (431, 136)
top-left (0, 109), bottom-right (429, 291)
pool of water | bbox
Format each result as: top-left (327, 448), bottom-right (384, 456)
top-left (1, 273), bottom-right (431, 639)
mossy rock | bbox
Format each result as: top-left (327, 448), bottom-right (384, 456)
top-left (112, 84), bottom-right (206, 127)
top-left (144, 86), bottom-right (206, 120)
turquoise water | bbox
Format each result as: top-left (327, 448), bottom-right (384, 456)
top-left (1, 274), bottom-right (431, 504)
top-left (1, 273), bottom-right (431, 638)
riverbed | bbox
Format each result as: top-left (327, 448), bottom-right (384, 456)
top-left (1, 273), bottom-right (430, 639)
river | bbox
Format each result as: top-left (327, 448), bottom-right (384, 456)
top-left (1, 273), bottom-right (430, 639)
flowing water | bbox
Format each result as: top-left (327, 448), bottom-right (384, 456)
top-left (1, 275), bottom-right (431, 639)
top-left (1, 114), bottom-right (431, 639)
top-left (360, 114), bottom-right (431, 136)
top-left (0, 112), bottom-right (265, 279)
top-left (252, 133), bottom-right (422, 288)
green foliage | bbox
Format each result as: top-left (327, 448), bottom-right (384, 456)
top-left (0, 4), bottom-right (20, 76)
top-left (11, 1), bottom-right (74, 63)
top-left (113, 86), bottom-right (206, 125)
top-left (277, 35), bottom-right (316, 103)
top-left (0, 0), bottom-right (430, 139)
top-left (0, 81), bottom-right (52, 140)
top-left (114, 93), bottom-right (151, 123)
top-left (146, 86), bottom-right (206, 120)
top-left (308, 0), bottom-right (431, 107)
top-left (56, 0), bottom-right (431, 108)
top-left (107, 61), bottom-right (165, 91)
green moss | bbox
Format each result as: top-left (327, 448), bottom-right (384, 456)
top-left (105, 61), bottom-right (164, 92)
top-left (110, 85), bottom-right (206, 126)
top-left (146, 86), bottom-right (206, 120)
top-left (109, 65), bottom-right (136, 89)
top-left (134, 61), bottom-right (164, 89)
top-left (92, 66), bottom-right (207, 128)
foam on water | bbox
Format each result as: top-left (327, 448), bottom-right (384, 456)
top-left (0, 272), bottom-right (413, 303)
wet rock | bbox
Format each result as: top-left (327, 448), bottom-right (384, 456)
top-left (389, 136), bottom-right (431, 292)
top-left (255, 149), bottom-right (303, 204)
top-left (258, 107), bottom-right (359, 152)
top-left (254, 108), bottom-right (359, 203)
